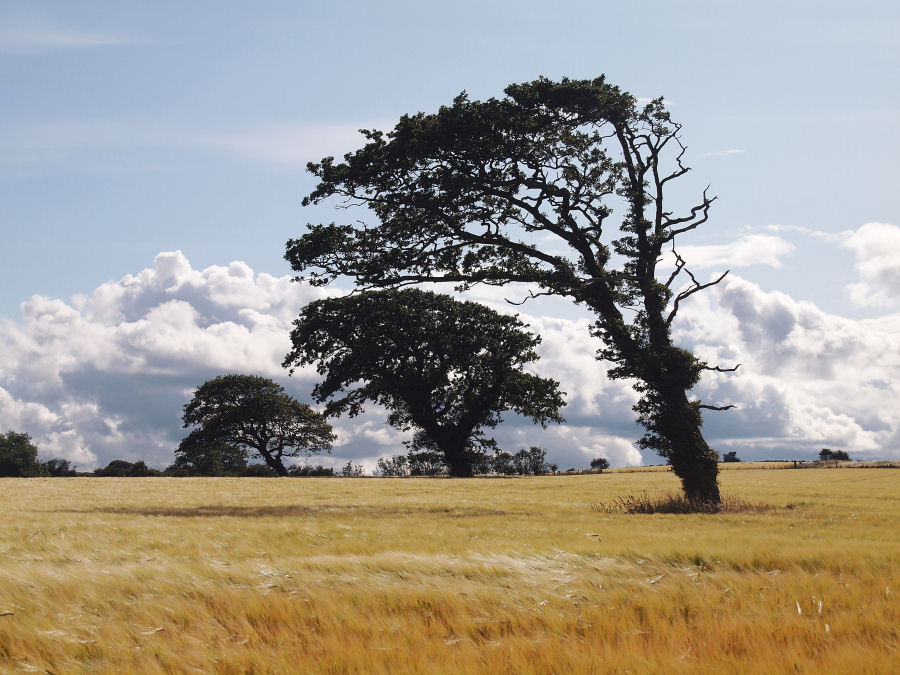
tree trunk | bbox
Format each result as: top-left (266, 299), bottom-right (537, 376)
top-left (257, 448), bottom-right (288, 477)
top-left (657, 391), bottom-right (721, 505)
top-left (441, 442), bottom-right (474, 478)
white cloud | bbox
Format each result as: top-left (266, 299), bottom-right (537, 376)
top-left (661, 233), bottom-right (795, 270)
top-left (674, 274), bottom-right (900, 458)
top-left (2, 236), bottom-right (899, 471)
top-left (842, 222), bottom-right (900, 308)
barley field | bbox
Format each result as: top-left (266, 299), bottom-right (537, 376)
top-left (0, 467), bottom-right (897, 673)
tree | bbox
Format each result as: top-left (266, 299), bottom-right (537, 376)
top-left (182, 374), bottom-right (335, 477)
top-left (514, 446), bottom-right (549, 475)
top-left (819, 448), bottom-right (849, 462)
top-left (590, 456), bottom-right (610, 472)
top-left (167, 429), bottom-right (248, 476)
top-left (94, 460), bottom-right (152, 477)
top-left (722, 450), bottom-right (740, 463)
top-left (284, 289), bottom-right (565, 477)
top-left (43, 458), bottom-right (77, 476)
top-left (376, 454), bottom-right (411, 477)
top-left (0, 430), bottom-right (42, 477)
top-left (286, 76), bottom-right (736, 504)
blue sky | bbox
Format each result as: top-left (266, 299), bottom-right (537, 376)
top-left (1, 1), bottom-right (898, 469)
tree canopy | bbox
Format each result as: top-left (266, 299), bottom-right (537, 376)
top-left (182, 374), bottom-right (335, 476)
top-left (284, 289), bottom-right (565, 476)
top-left (0, 430), bottom-right (41, 477)
top-left (286, 75), bottom-right (735, 503)
top-left (285, 76), bottom-right (733, 503)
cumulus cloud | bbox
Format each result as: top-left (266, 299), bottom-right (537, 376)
top-left (2, 236), bottom-right (898, 471)
top-left (660, 234), bottom-right (795, 270)
top-left (674, 275), bottom-right (900, 459)
top-left (843, 222), bottom-right (900, 308)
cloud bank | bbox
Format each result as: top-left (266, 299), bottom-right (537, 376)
top-left (2, 226), bottom-right (899, 471)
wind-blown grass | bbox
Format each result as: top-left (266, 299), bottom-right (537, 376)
top-left (0, 468), bottom-right (897, 672)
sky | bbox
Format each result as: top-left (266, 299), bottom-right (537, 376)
top-left (1, 0), bottom-right (898, 471)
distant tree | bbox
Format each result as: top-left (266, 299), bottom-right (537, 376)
top-left (182, 374), bottom-right (336, 477)
top-left (94, 460), bottom-right (152, 477)
top-left (491, 449), bottom-right (517, 475)
top-left (722, 450), bottom-right (740, 463)
top-left (819, 448), bottom-right (850, 462)
top-left (514, 446), bottom-right (549, 475)
top-left (286, 75), bottom-right (738, 504)
top-left (406, 445), bottom-right (448, 476)
top-left (43, 458), bottom-right (77, 476)
top-left (376, 454), bottom-right (410, 477)
top-left (285, 289), bottom-right (565, 477)
top-left (0, 430), bottom-right (42, 477)
top-left (340, 461), bottom-right (366, 477)
top-left (167, 429), bottom-right (248, 476)
top-left (590, 457), bottom-right (611, 473)
top-left (288, 464), bottom-right (336, 477)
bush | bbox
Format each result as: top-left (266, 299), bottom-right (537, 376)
top-left (722, 451), bottom-right (741, 463)
top-left (819, 448), bottom-right (850, 462)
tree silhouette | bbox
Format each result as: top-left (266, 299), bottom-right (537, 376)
top-left (285, 289), bottom-right (565, 476)
top-left (286, 76), bottom-right (736, 503)
top-left (182, 374), bottom-right (335, 476)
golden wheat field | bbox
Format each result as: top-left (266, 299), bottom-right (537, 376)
top-left (0, 466), bottom-right (897, 673)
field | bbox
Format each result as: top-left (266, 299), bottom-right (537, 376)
top-left (0, 467), bottom-right (897, 673)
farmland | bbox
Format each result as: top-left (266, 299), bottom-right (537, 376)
top-left (0, 466), bottom-right (897, 673)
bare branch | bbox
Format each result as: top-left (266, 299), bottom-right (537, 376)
top-left (504, 288), bottom-right (556, 306)
top-left (703, 364), bottom-right (741, 373)
top-left (698, 404), bottom-right (737, 411)
top-left (666, 270), bottom-right (730, 326)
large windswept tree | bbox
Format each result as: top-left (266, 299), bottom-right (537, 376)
top-left (284, 289), bottom-right (565, 477)
top-left (286, 76), bottom-right (736, 503)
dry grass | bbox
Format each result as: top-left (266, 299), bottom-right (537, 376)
top-left (0, 468), bottom-right (897, 673)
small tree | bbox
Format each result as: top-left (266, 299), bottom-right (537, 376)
top-left (182, 374), bottom-right (335, 477)
top-left (722, 450), bottom-right (740, 463)
top-left (514, 446), bottom-right (549, 475)
top-left (286, 75), bottom-right (738, 504)
top-left (94, 460), bottom-right (152, 477)
top-left (43, 458), bottom-right (77, 476)
top-left (285, 289), bottom-right (565, 477)
top-left (340, 461), bottom-right (366, 477)
top-left (167, 429), bottom-right (248, 476)
top-left (376, 454), bottom-right (410, 477)
top-left (590, 457), bottom-right (611, 473)
top-left (819, 448), bottom-right (850, 462)
top-left (491, 449), bottom-right (517, 475)
top-left (0, 430), bottom-right (42, 477)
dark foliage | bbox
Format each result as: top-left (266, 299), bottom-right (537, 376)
top-left (590, 456), bottom-right (611, 472)
top-left (285, 289), bottom-right (565, 477)
top-left (286, 76), bottom-right (735, 503)
top-left (722, 450), bottom-right (741, 463)
top-left (182, 374), bottom-right (335, 476)
top-left (94, 460), bottom-right (154, 477)
top-left (166, 429), bottom-right (249, 476)
top-left (0, 430), bottom-right (42, 477)
top-left (43, 458), bottom-right (77, 476)
top-left (819, 448), bottom-right (850, 462)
